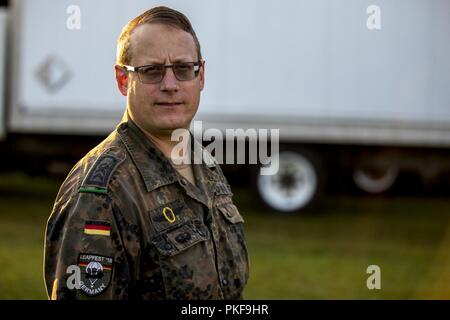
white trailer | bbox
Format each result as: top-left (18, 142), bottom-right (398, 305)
top-left (2, 0), bottom-right (450, 212)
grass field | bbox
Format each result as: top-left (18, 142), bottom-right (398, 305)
top-left (1, 172), bottom-right (450, 299)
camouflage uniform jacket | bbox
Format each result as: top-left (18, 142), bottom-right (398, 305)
top-left (44, 117), bottom-right (249, 299)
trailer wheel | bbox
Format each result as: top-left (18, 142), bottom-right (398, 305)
top-left (254, 149), bottom-right (324, 213)
top-left (352, 165), bottom-right (399, 194)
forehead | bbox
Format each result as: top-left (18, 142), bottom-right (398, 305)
top-left (129, 23), bottom-right (198, 65)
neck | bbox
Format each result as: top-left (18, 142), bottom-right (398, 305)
top-left (144, 130), bottom-right (178, 159)
top-left (148, 131), bottom-right (192, 165)
top-left (124, 110), bottom-right (191, 163)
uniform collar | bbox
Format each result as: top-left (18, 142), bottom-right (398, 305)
top-left (116, 112), bottom-right (219, 193)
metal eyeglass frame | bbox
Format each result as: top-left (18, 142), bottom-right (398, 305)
top-left (120, 60), bottom-right (203, 84)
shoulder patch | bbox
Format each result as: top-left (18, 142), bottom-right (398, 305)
top-left (78, 253), bottom-right (113, 297)
top-left (79, 150), bottom-right (125, 194)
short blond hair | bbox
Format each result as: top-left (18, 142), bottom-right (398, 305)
top-left (116, 6), bottom-right (202, 65)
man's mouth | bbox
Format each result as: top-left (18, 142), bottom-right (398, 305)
top-left (155, 102), bottom-right (183, 107)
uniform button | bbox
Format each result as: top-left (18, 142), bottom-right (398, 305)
top-left (197, 229), bottom-right (205, 237)
top-left (164, 242), bottom-right (173, 250)
top-left (222, 279), bottom-right (228, 286)
top-left (180, 179), bottom-right (187, 186)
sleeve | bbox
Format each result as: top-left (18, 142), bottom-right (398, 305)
top-left (44, 190), bottom-right (133, 300)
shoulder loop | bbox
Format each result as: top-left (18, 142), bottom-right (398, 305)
top-left (79, 148), bottom-right (126, 194)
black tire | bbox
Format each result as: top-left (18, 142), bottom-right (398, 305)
top-left (251, 146), bottom-right (326, 214)
top-left (352, 164), bottom-right (399, 195)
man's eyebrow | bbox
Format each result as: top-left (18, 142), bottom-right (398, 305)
top-left (140, 60), bottom-right (164, 65)
top-left (141, 57), bottom-right (197, 65)
top-left (171, 57), bottom-right (197, 63)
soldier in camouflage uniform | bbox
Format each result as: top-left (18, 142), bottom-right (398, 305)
top-left (44, 6), bottom-right (249, 300)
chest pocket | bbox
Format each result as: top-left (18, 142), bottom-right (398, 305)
top-left (148, 199), bottom-right (192, 233)
top-left (151, 220), bottom-right (210, 256)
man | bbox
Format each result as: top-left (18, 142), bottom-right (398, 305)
top-left (44, 6), bottom-right (249, 300)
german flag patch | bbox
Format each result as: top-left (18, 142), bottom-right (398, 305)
top-left (84, 221), bottom-right (111, 237)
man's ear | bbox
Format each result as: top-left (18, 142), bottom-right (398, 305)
top-left (199, 60), bottom-right (205, 91)
top-left (114, 64), bottom-right (128, 96)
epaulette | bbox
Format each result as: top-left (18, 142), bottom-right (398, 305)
top-left (78, 148), bottom-right (126, 194)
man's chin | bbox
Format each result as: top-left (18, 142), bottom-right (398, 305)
top-left (156, 122), bottom-right (191, 135)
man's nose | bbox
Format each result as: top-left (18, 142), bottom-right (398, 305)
top-left (160, 67), bottom-right (179, 91)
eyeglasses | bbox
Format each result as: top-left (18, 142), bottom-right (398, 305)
top-left (120, 61), bottom-right (202, 84)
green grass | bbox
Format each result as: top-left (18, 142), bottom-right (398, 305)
top-left (239, 193), bottom-right (450, 299)
top-left (0, 173), bottom-right (60, 299)
top-left (1, 172), bottom-right (450, 299)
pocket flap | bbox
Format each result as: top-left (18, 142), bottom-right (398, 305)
top-left (218, 203), bottom-right (244, 224)
top-left (152, 221), bottom-right (209, 256)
